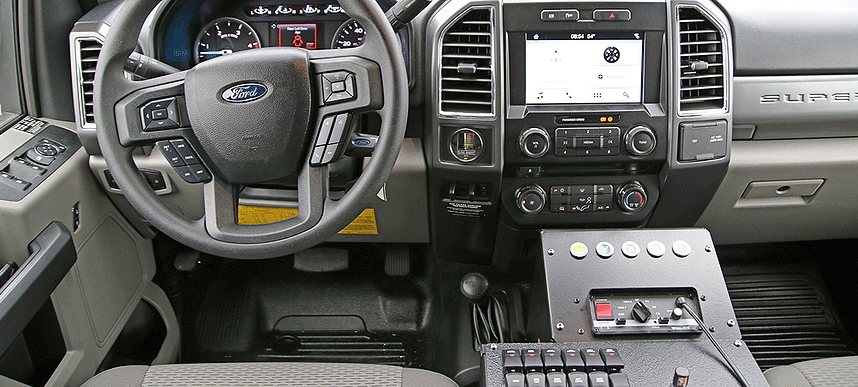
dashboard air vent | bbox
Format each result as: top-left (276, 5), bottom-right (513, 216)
top-left (440, 8), bottom-right (493, 116)
top-left (76, 38), bottom-right (102, 128)
top-left (678, 7), bottom-right (724, 112)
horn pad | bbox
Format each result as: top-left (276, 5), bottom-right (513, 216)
top-left (184, 48), bottom-right (312, 184)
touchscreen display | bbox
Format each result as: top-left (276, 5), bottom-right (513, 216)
top-left (525, 32), bottom-right (643, 104)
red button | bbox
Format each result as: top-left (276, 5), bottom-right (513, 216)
top-left (595, 302), bottom-right (613, 320)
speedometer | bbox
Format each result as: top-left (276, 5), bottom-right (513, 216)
top-left (332, 19), bottom-right (366, 49)
top-left (194, 17), bottom-right (261, 63)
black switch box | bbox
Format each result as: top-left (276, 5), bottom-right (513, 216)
top-left (679, 120), bottom-right (728, 161)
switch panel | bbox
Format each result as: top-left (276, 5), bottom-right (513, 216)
top-left (590, 290), bottom-right (702, 335)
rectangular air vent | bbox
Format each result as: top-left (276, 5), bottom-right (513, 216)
top-left (678, 7), bottom-right (725, 112)
top-left (75, 38), bottom-right (102, 128)
top-left (439, 8), bottom-right (494, 116)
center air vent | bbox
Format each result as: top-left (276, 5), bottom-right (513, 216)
top-left (678, 7), bottom-right (725, 112)
top-left (439, 8), bottom-right (494, 116)
top-left (75, 38), bottom-right (103, 128)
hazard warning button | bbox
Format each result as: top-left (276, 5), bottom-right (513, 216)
top-left (593, 9), bottom-right (631, 21)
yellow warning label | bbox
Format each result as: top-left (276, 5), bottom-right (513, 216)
top-left (237, 206), bottom-right (378, 235)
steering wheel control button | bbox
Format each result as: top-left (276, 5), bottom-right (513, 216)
top-left (646, 241), bottom-right (666, 258)
top-left (187, 164), bottom-right (212, 183)
top-left (311, 146), bottom-right (326, 165)
top-left (170, 139), bottom-right (201, 165)
top-left (593, 9), bottom-right (631, 21)
top-left (621, 241), bottom-right (640, 258)
top-left (315, 116), bottom-right (335, 146)
top-left (175, 166), bottom-right (196, 183)
top-left (672, 240), bottom-right (692, 258)
top-left (321, 145), bottom-right (338, 164)
top-left (595, 242), bottom-right (614, 258)
top-left (328, 114), bottom-right (350, 145)
top-left (570, 242), bottom-right (588, 259)
top-left (157, 141), bottom-right (185, 167)
top-left (320, 71), bottom-right (356, 105)
top-left (141, 98), bottom-right (181, 131)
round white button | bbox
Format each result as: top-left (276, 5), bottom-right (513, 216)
top-left (595, 242), bottom-right (614, 258)
top-left (673, 240), bottom-right (691, 257)
top-left (647, 241), bottom-right (666, 258)
top-left (570, 242), bottom-right (589, 259)
top-left (621, 241), bottom-right (640, 258)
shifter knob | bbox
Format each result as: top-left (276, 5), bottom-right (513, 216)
top-left (460, 273), bottom-right (489, 301)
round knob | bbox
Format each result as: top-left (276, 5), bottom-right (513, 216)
top-left (519, 127), bottom-right (550, 158)
top-left (624, 126), bottom-right (656, 156)
top-left (617, 182), bottom-right (647, 212)
top-left (515, 185), bottom-right (547, 215)
top-left (671, 307), bottom-right (684, 320)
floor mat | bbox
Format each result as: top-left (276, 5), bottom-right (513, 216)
top-left (723, 263), bottom-right (857, 370)
top-left (184, 254), bottom-right (429, 367)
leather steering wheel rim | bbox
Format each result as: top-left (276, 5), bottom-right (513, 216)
top-left (94, 0), bottom-right (408, 259)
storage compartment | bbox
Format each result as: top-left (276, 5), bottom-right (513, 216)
top-left (0, 300), bottom-right (66, 385)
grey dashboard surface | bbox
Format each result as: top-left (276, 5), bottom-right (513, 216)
top-left (715, 0), bottom-right (858, 75)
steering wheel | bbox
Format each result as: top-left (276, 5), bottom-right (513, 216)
top-left (94, 0), bottom-right (408, 259)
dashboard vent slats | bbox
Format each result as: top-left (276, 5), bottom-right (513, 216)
top-left (440, 8), bottom-right (494, 116)
top-left (678, 8), bottom-right (725, 112)
top-left (76, 38), bottom-right (103, 128)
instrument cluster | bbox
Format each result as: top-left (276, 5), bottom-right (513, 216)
top-left (157, 0), bottom-right (387, 70)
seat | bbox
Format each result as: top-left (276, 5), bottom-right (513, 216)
top-left (81, 362), bottom-right (459, 387)
top-left (764, 356), bottom-right (858, 387)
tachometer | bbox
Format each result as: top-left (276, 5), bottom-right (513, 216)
top-left (332, 19), bottom-right (366, 49)
top-left (194, 17), bottom-right (261, 63)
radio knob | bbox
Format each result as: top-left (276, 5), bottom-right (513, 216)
top-left (624, 126), bottom-right (656, 156)
top-left (617, 182), bottom-right (647, 212)
top-left (519, 127), bottom-right (551, 158)
top-left (515, 185), bottom-right (547, 215)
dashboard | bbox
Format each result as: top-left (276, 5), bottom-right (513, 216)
top-left (68, 0), bottom-right (858, 259)
top-left (155, 0), bottom-right (395, 70)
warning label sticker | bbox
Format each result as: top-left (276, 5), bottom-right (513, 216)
top-left (237, 206), bottom-right (378, 235)
top-left (445, 202), bottom-right (486, 218)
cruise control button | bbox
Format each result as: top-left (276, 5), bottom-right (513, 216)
top-left (187, 164), bottom-right (211, 183)
top-left (621, 241), bottom-right (640, 258)
top-left (570, 242), bottom-right (588, 259)
top-left (673, 240), bottom-right (692, 257)
top-left (157, 141), bottom-right (185, 167)
top-left (170, 139), bottom-right (200, 165)
top-left (647, 241), bottom-right (666, 258)
top-left (175, 166), bottom-right (196, 183)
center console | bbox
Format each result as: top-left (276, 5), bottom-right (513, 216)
top-left (482, 229), bottom-right (767, 387)
top-left (502, 2), bottom-right (668, 228)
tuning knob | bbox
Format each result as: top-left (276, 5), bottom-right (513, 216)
top-left (515, 185), bottom-right (547, 215)
top-left (519, 127), bottom-right (551, 158)
top-left (617, 182), bottom-right (647, 212)
top-left (624, 126), bottom-right (656, 156)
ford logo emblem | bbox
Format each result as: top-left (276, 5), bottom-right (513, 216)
top-left (221, 83), bottom-right (268, 103)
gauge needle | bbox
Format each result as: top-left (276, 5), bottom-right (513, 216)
top-left (199, 49), bottom-right (234, 56)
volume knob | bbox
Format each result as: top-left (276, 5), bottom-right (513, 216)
top-left (519, 128), bottom-right (551, 158)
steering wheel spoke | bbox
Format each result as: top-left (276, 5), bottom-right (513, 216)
top-left (113, 71), bottom-right (193, 146)
top-left (202, 162), bottom-right (329, 244)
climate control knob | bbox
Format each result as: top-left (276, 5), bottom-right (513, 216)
top-left (617, 182), bottom-right (647, 212)
top-left (624, 126), bottom-right (656, 156)
top-left (519, 127), bottom-right (551, 158)
top-left (515, 185), bottom-right (547, 215)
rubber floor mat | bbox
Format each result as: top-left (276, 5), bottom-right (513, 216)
top-left (723, 263), bottom-right (857, 370)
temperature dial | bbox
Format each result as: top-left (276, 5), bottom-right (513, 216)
top-left (515, 185), bottom-right (547, 215)
top-left (617, 182), bottom-right (647, 212)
